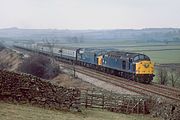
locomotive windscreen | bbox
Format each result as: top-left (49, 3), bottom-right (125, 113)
top-left (133, 54), bottom-right (150, 62)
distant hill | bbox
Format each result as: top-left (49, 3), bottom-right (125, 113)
top-left (0, 28), bottom-right (180, 43)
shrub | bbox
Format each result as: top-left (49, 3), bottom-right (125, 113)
top-left (19, 54), bottom-right (59, 79)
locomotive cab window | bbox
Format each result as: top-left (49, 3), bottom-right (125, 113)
top-left (133, 55), bottom-right (150, 62)
top-left (144, 55), bottom-right (150, 61)
top-left (133, 56), bottom-right (139, 61)
top-left (139, 55), bottom-right (144, 60)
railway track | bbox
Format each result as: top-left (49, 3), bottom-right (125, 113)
top-left (61, 63), bottom-right (180, 102)
top-left (13, 47), bottom-right (180, 102)
top-left (152, 83), bottom-right (180, 93)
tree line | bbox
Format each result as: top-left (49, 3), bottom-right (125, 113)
top-left (157, 66), bottom-right (180, 87)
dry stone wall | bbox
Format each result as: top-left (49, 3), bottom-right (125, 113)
top-left (151, 101), bottom-right (180, 120)
top-left (0, 70), bottom-right (80, 111)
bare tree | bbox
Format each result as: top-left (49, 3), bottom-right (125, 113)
top-left (157, 67), bottom-right (168, 85)
top-left (169, 67), bottom-right (180, 87)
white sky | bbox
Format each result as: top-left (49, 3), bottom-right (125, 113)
top-left (0, 0), bottom-right (180, 29)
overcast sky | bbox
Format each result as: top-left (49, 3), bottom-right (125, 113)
top-left (0, 0), bottom-right (180, 29)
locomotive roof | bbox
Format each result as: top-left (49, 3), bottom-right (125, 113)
top-left (42, 45), bottom-right (81, 50)
top-left (107, 51), bottom-right (140, 58)
top-left (83, 48), bottom-right (107, 52)
top-left (78, 48), bottom-right (107, 56)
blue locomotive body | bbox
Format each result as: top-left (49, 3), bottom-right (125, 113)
top-left (102, 52), bottom-right (135, 73)
top-left (103, 55), bottom-right (125, 71)
top-left (77, 48), bottom-right (107, 65)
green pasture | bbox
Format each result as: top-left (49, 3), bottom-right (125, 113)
top-left (143, 50), bottom-right (180, 64)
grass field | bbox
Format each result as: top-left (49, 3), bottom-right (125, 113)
top-left (142, 50), bottom-right (180, 63)
top-left (0, 102), bottom-right (160, 120)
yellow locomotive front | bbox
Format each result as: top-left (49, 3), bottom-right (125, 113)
top-left (136, 61), bottom-right (154, 74)
top-left (133, 54), bottom-right (155, 83)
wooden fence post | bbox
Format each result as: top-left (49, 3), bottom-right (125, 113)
top-left (143, 100), bottom-right (146, 114)
top-left (137, 100), bottom-right (140, 114)
top-left (126, 99), bottom-right (130, 113)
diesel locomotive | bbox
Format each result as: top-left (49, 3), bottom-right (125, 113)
top-left (14, 44), bottom-right (155, 84)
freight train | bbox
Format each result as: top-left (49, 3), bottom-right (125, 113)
top-left (14, 43), bottom-right (155, 84)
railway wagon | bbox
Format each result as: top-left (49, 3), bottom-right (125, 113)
top-left (53, 47), bottom-right (80, 61)
top-left (32, 45), bottom-right (79, 61)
